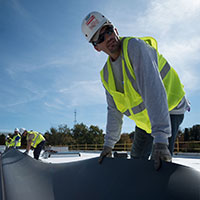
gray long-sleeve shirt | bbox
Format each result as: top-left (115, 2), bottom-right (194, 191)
top-left (103, 37), bottom-right (190, 148)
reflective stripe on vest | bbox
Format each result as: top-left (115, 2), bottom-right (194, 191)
top-left (32, 133), bottom-right (39, 147)
top-left (100, 36), bottom-right (185, 133)
top-left (27, 131), bottom-right (45, 148)
top-left (9, 134), bottom-right (21, 147)
top-left (122, 61), bottom-right (171, 116)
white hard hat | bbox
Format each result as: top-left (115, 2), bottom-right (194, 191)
top-left (19, 128), bottom-right (26, 134)
top-left (14, 128), bottom-right (19, 132)
top-left (81, 11), bottom-right (112, 42)
top-left (6, 135), bottom-right (10, 139)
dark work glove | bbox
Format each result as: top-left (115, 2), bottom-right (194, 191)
top-left (98, 146), bottom-right (112, 164)
top-left (151, 143), bottom-right (172, 171)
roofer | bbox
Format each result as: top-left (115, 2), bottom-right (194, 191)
top-left (10, 128), bottom-right (21, 149)
top-left (5, 128), bottom-right (21, 150)
top-left (20, 128), bottom-right (45, 160)
top-left (81, 11), bottom-right (190, 170)
top-left (5, 135), bottom-right (12, 150)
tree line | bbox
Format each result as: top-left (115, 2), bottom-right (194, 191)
top-left (0, 123), bottom-right (200, 147)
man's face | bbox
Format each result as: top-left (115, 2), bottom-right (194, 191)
top-left (23, 131), bottom-right (27, 137)
top-left (93, 26), bottom-right (121, 56)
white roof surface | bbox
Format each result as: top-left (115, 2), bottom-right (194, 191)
top-left (33, 151), bottom-right (200, 173)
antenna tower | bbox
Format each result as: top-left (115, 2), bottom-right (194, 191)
top-left (74, 109), bottom-right (77, 125)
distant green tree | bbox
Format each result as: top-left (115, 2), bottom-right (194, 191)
top-left (117, 133), bottom-right (132, 144)
top-left (42, 123), bottom-right (200, 148)
top-left (183, 125), bottom-right (200, 141)
top-left (190, 125), bottom-right (200, 141)
top-left (46, 127), bottom-right (58, 146)
top-left (88, 125), bottom-right (104, 144)
top-left (44, 125), bottom-right (75, 146)
top-left (72, 123), bottom-right (89, 144)
top-left (71, 123), bottom-right (104, 145)
top-left (44, 127), bottom-right (63, 146)
top-left (184, 128), bottom-right (189, 141)
top-left (0, 134), bottom-right (5, 145)
top-left (44, 132), bottom-right (52, 146)
top-left (58, 124), bottom-right (75, 145)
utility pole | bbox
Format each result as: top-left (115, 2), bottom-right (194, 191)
top-left (74, 109), bottom-right (77, 126)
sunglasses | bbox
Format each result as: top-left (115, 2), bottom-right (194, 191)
top-left (92, 26), bottom-right (114, 46)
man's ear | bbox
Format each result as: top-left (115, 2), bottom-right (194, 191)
top-left (114, 28), bottom-right (119, 36)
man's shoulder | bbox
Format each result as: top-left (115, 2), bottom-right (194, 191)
top-left (121, 37), bottom-right (145, 52)
top-left (128, 37), bottom-right (146, 46)
top-left (122, 36), bottom-right (142, 43)
top-left (120, 37), bottom-right (143, 59)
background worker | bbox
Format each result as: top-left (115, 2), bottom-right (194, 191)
top-left (81, 11), bottom-right (190, 170)
top-left (20, 128), bottom-right (45, 160)
top-left (5, 135), bottom-right (12, 150)
top-left (5, 128), bottom-right (21, 149)
top-left (11, 128), bottom-right (21, 149)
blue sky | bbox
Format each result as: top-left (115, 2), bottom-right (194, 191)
top-left (0, 0), bottom-right (200, 134)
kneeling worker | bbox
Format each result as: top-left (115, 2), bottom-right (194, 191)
top-left (20, 128), bottom-right (45, 160)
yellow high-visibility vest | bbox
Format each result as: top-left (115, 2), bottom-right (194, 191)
top-left (26, 131), bottom-right (45, 148)
top-left (9, 134), bottom-right (21, 147)
top-left (100, 37), bottom-right (185, 133)
top-left (5, 137), bottom-right (11, 147)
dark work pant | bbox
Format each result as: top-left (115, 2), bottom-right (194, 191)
top-left (33, 141), bottom-right (45, 160)
top-left (168, 114), bottom-right (184, 154)
top-left (131, 114), bottom-right (184, 159)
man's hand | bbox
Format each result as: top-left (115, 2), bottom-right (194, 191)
top-left (98, 146), bottom-right (112, 164)
top-left (151, 143), bottom-right (172, 171)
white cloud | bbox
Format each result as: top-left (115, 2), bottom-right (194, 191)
top-left (160, 37), bottom-right (200, 91)
top-left (129, 0), bottom-right (200, 92)
top-left (44, 98), bottom-right (65, 110)
top-left (135, 0), bottom-right (200, 36)
top-left (104, 0), bottom-right (200, 93)
top-left (59, 80), bottom-right (105, 107)
top-left (0, 99), bottom-right (28, 108)
top-left (0, 78), bottom-right (47, 109)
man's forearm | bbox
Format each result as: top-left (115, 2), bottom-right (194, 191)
top-left (105, 90), bottom-right (123, 148)
top-left (26, 140), bottom-right (32, 152)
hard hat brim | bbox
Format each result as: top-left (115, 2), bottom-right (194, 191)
top-left (90, 21), bottom-right (112, 43)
